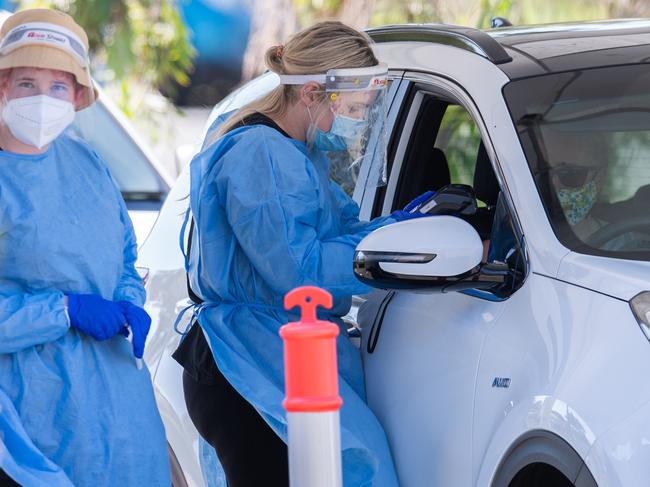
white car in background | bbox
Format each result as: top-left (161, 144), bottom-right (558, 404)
top-left (142, 20), bottom-right (650, 487)
top-left (69, 87), bottom-right (173, 244)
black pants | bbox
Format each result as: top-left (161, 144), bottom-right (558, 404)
top-left (0, 470), bottom-right (20, 487)
top-left (182, 369), bottom-right (289, 487)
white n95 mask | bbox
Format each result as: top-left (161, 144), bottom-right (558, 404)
top-left (2, 95), bottom-right (75, 149)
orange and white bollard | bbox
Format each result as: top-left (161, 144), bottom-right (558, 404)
top-left (281, 286), bottom-right (343, 487)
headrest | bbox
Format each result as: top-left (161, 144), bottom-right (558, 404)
top-left (474, 142), bottom-right (500, 206)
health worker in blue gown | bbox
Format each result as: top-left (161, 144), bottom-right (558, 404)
top-left (174, 21), bottom-right (429, 487)
top-left (0, 9), bottom-right (170, 487)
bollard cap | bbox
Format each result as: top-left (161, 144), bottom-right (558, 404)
top-left (284, 286), bottom-right (333, 322)
top-left (281, 286), bottom-right (343, 412)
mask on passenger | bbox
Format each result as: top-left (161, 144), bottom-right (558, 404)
top-left (556, 180), bottom-right (598, 226)
top-left (2, 95), bottom-right (75, 149)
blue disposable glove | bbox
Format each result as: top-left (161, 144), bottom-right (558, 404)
top-left (67, 294), bottom-right (126, 341)
top-left (390, 210), bottom-right (433, 222)
top-left (118, 301), bottom-right (152, 359)
top-left (403, 190), bottom-right (437, 212)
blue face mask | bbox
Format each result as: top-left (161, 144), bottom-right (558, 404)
top-left (331, 114), bottom-right (368, 141)
top-left (309, 111), bottom-right (368, 153)
top-left (312, 126), bottom-right (347, 152)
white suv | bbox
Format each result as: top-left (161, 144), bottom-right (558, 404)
top-left (140, 20), bottom-right (650, 486)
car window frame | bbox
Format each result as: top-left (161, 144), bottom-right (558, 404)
top-left (369, 71), bottom-right (529, 300)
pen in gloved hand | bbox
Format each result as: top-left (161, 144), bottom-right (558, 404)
top-left (121, 325), bottom-right (143, 369)
top-left (117, 301), bottom-right (152, 369)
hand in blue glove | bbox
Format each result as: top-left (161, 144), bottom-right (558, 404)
top-left (390, 210), bottom-right (433, 222)
top-left (67, 294), bottom-right (127, 341)
top-left (117, 301), bottom-right (152, 359)
top-left (403, 190), bottom-right (437, 212)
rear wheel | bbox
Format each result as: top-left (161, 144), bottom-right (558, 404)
top-left (509, 463), bottom-right (573, 487)
top-left (491, 431), bottom-right (597, 487)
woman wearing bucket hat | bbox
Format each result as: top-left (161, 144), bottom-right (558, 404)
top-left (0, 9), bottom-right (170, 487)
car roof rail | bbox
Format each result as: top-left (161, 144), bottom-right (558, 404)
top-left (367, 24), bottom-right (513, 65)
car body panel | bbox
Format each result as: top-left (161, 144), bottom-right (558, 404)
top-left (472, 274), bottom-right (650, 486)
top-left (585, 397), bottom-right (650, 487)
top-left (359, 289), bottom-right (507, 486)
top-left (558, 252), bottom-right (650, 301)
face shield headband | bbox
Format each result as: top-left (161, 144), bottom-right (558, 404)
top-left (278, 63), bottom-right (389, 92)
top-left (0, 22), bottom-right (90, 68)
top-left (280, 63), bottom-right (390, 192)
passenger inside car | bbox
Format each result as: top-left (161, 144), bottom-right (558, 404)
top-left (537, 129), bottom-right (650, 252)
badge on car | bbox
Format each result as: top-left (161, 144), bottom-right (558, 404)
top-left (492, 377), bottom-right (511, 388)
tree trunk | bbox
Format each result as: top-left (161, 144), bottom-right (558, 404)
top-left (241, 0), bottom-right (297, 81)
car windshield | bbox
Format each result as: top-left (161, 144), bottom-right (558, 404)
top-left (504, 64), bottom-right (650, 261)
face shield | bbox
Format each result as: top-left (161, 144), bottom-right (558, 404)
top-left (280, 63), bottom-right (389, 191)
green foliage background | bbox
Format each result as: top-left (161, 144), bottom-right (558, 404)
top-left (19, 0), bottom-right (195, 115)
top-left (11, 0), bottom-right (643, 169)
top-left (295, 0), bottom-right (614, 29)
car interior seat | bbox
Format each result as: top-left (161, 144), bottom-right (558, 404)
top-left (474, 142), bottom-right (500, 208)
top-left (393, 98), bottom-right (450, 210)
top-left (394, 145), bottom-right (451, 209)
top-left (412, 147), bottom-right (451, 195)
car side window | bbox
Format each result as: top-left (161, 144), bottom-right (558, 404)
top-left (435, 105), bottom-right (481, 187)
top-left (384, 87), bottom-right (525, 298)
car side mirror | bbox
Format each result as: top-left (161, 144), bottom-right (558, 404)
top-left (353, 216), bottom-right (508, 292)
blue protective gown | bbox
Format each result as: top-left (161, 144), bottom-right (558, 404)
top-left (0, 388), bottom-right (73, 486)
top-left (0, 135), bottom-right (170, 486)
top-left (188, 122), bottom-right (399, 486)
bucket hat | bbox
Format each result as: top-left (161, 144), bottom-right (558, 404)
top-left (0, 9), bottom-right (97, 110)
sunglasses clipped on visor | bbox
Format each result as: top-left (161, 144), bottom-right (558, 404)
top-left (541, 162), bottom-right (604, 188)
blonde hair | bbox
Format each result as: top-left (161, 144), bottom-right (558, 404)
top-left (211, 21), bottom-right (378, 142)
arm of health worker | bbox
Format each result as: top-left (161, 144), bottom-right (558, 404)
top-left (328, 180), bottom-right (395, 235)
top-left (0, 291), bottom-right (70, 354)
top-left (221, 133), bottom-right (390, 299)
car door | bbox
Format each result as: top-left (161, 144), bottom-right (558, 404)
top-left (357, 73), bottom-right (526, 486)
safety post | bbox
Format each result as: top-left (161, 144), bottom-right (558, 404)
top-left (281, 286), bottom-right (343, 487)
